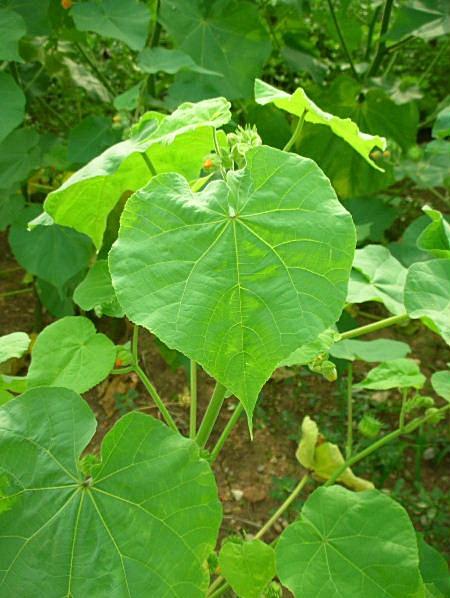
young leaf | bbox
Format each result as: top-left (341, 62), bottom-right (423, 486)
top-left (330, 338), bottom-right (411, 362)
top-left (0, 332), bottom-right (30, 365)
top-left (71, 0), bottom-right (151, 51)
top-left (43, 98), bottom-right (231, 249)
top-left (347, 245), bottom-right (407, 316)
top-left (417, 206), bottom-right (450, 259)
top-left (255, 79), bottom-right (386, 170)
top-left (109, 146), bottom-right (355, 424)
top-left (73, 260), bottom-right (124, 318)
top-left (0, 72), bottom-right (26, 144)
top-left (219, 539), bottom-right (276, 598)
top-left (417, 534), bottom-right (450, 597)
top-left (276, 486), bottom-right (424, 598)
top-left (355, 358), bottom-right (426, 390)
top-left (0, 387), bottom-right (221, 595)
top-left (27, 316), bottom-right (116, 393)
top-left (160, 0), bottom-right (271, 101)
top-left (431, 370), bottom-right (450, 402)
top-left (404, 259), bottom-right (450, 345)
top-left (0, 8), bottom-right (26, 62)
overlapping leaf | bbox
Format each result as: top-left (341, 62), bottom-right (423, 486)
top-left (276, 486), bottom-right (424, 598)
top-left (355, 358), bottom-right (426, 390)
top-left (110, 145), bottom-right (355, 423)
top-left (330, 338), bottom-right (411, 362)
top-left (0, 8), bottom-right (26, 61)
top-left (0, 388), bottom-right (221, 596)
top-left (43, 98), bottom-right (231, 249)
top-left (255, 79), bottom-right (387, 170)
top-left (74, 260), bottom-right (124, 318)
top-left (417, 207), bottom-right (450, 258)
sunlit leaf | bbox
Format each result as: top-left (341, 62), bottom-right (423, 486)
top-left (431, 370), bottom-right (450, 402)
top-left (276, 486), bottom-right (424, 598)
top-left (0, 332), bottom-right (30, 365)
top-left (74, 260), bottom-right (124, 318)
top-left (279, 328), bottom-right (339, 367)
top-left (110, 145), bottom-right (355, 424)
top-left (27, 316), bottom-right (116, 393)
top-left (355, 358), bottom-right (426, 390)
top-left (0, 387), bottom-right (221, 595)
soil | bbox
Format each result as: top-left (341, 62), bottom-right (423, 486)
top-left (1, 229), bottom-right (449, 575)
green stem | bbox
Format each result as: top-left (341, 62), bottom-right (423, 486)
top-left (340, 313), bottom-right (409, 340)
top-left (189, 360), bottom-right (198, 439)
top-left (0, 287), bottom-right (33, 298)
top-left (132, 324), bottom-right (139, 363)
top-left (365, 4), bottom-right (382, 61)
top-left (367, 0), bottom-right (395, 77)
top-left (418, 39), bottom-right (449, 85)
top-left (147, 0), bottom-right (162, 98)
top-left (283, 110), bottom-right (306, 152)
top-left (325, 0), bottom-right (359, 79)
top-left (35, 96), bottom-right (70, 130)
top-left (399, 388), bottom-right (408, 431)
top-left (75, 42), bottom-right (115, 96)
top-left (324, 404), bottom-right (450, 487)
top-left (209, 403), bottom-right (244, 463)
top-left (195, 383), bottom-right (227, 448)
top-left (346, 362), bottom-right (353, 459)
top-left (135, 364), bottom-right (178, 432)
top-left (141, 152), bottom-right (157, 177)
top-left (111, 366), bottom-right (135, 375)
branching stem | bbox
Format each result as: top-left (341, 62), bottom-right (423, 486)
top-left (209, 403), bottom-right (244, 463)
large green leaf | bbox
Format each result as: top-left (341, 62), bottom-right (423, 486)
top-left (404, 259), bottom-right (450, 345)
top-left (431, 370), bottom-right (450, 402)
top-left (0, 72), bottom-right (26, 144)
top-left (290, 76), bottom-right (418, 198)
top-left (417, 207), bottom-right (450, 258)
top-left (67, 116), bottom-right (118, 166)
top-left (387, 0), bottom-right (450, 41)
top-left (160, 0), bottom-right (271, 101)
top-left (43, 98), bottom-right (231, 249)
top-left (417, 534), bottom-right (450, 597)
top-left (0, 0), bottom-right (49, 35)
top-left (8, 206), bottom-right (94, 289)
top-left (0, 332), bottom-right (30, 365)
top-left (27, 316), bottom-right (116, 393)
top-left (219, 539), bottom-right (276, 598)
top-left (0, 387), bottom-right (221, 596)
top-left (74, 259), bottom-right (124, 318)
top-left (71, 0), bottom-right (151, 51)
top-left (110, 146), bottom-right (355, 423)
top-left (355, 358), bottom-right (426, 390)
top-left (0, 8), bottom-right (26, 61)
top-left (255, 79), bottom-right (386, 170)
top-left (330, 338), bottom-right (411, 362)
top-left (347, 245), bottom-right (407, 315)
top-left (276, 486), bottom-right (423, 598)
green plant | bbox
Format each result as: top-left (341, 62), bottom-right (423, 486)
top-left (1, 76), bottom-right (449, 597)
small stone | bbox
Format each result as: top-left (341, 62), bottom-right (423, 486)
top-left (257, 465), bottom-right (265, 473)
top-left (231, 489), bottom-right (244, 501)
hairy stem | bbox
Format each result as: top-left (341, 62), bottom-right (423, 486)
top-left (189, 360), bottom-right (198, 438)
top-left (340, 313), bottom-right (409, 340)
top-left (346, 362), bottom-right (353, 459)
top-left (325, 0), bottom-right (359, 79)
top-left (283, 110), bottom-right (306, 152)
top-left (195, 383), bottom-right (227, 448)
top-left (209, 403), bottom-right (244, 463)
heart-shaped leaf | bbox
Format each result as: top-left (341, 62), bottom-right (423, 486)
top-left (110, 145), bottom-right (355, 423)
top-left (0, 332), bottom-right (30, 365)
top-left (255, 79), bottom-right (386, 170)
top-left (43, 98), bottom-right (231, 249)
top-left (0, 387), bottom-right (221, 596)
top-left (74, 260), bottom-right (124, 318)
top-left (276, 486), bottom-right (423, 598)
top-left (27, 316), bottom-right (116, 393)
top-left (355, 358), bottom-right (425, 390)
top-left (404, 258), bottom-right (450, 345)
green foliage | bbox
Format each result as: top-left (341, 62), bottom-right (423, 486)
top-left (330, 338), bottom-right (411, 362)
top-left (0, 8), bottom-right (26, 62)
top-left (355, 358), bottom-right (426, 390)
top-left (276, 486), bottom-right (424, 598)
top-left (109, 145), bottom-right (355, 424)
top-left (417, 207), bottom-right (450, 258)
top-left (67, 116), bottom-right (119, 166)
top-left (27, 317), bottom-right (116, 393)
top-left (0, 387), bottom-right (221, 595)
top-left (0, 72), bottom-right (25, 144)
top-left (417, 533), bottom-right (450, 596)
top-left (0, 332), bottom-right (30, 365)
top-left (73, 260), bottom-right (124, 318)
top-left (431, 370), bottom-right (450, 402)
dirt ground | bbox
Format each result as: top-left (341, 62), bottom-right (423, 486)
top-left (1, 230), bottom-right (449, 566)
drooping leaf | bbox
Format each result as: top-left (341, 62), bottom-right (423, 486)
top-left (0, 72), bottom-right (26, 144)
top-left (276, 486), bottom-right (424, 598)
top-left (347, 245), bottom-right (407, 315)
top-left (67, 116), bottom-right (118, 166)
top-left (219, 539), bottom-right (276, 598)
top-left (74, 260), bottom-right (124, 318)
top-left (160, 0), bottom-right (271, 101)
top-left (138, 47), bottom-right (221, 77)
top-left (71, 0), bottom-right (151, 51)
top-left (0, 8), bottom-right (26, 61)
top-left (43, 98), bottom-right (231, 248)
top-left (417, 206), bottom-right (450, 258)
top-left (0, 387), bottom-right (221, 595)
top-left (431, 370), bottom-right (450, 402)
top-left (404, 258), bottom-right (450, 345)
top-left (279, 328), bottom-right (339, 367)
top-left (0, 128), bottom-right (41, 190)
top-left (417, 534), bottom-right (450, 596)
top-left (355, 358), bottom-right (426, 390)
top-left (255, 79), bottom-right (386, 170)
top-left (27, 316), bottom-right (116, 393)
top-left (387, 0), bottom-right (450, 41)
top-left (0, 332), bottom-right (30, 365)
top-left (109, 145), bottom-right (355, 423)
top-left (330, 338), bottom-right (411, 362)
top-left (8, 206), bottom-right (94, 289)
